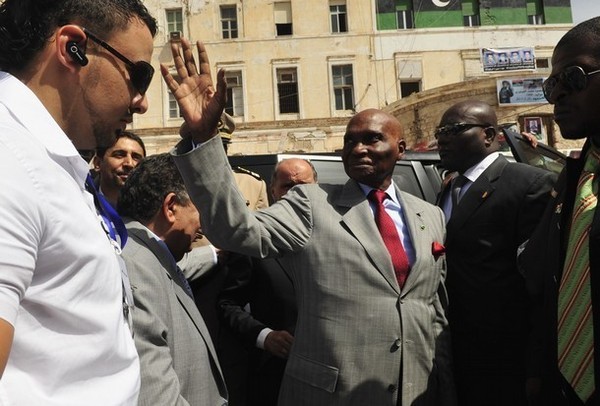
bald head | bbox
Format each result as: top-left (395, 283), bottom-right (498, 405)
top-left (347, 109), bottom-right (404, 142)
top-left (271, 158), bottom-right (318, 201)
top-left (436, 100), bottom-right (499, 173)
top-left (342, 109), bottom-right (405, 190)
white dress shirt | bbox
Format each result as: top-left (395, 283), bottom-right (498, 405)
top-left (0, 72), bottom-right (139, 405)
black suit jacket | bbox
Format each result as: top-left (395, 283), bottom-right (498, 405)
top-left (521, 141), bottom-right (600, 406)
top-left (440, 155), bottom-right (556, 377)
top-left (217, 257), bottom-right (297, 406)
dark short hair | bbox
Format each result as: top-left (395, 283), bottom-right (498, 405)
top-left (96, 131), bottom-right (146, 159)
top-left (0, 0), bottom-right (157, 72)
top-left (557, 16), bottom-right (600, 62)
top-left (117, 153), bottom-right (190, 223)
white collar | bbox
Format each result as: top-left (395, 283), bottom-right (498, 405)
top-left (0, 71), bottom-right (89, 186)
top-left (462, 152), bottom-right (500, 183)
top-left (359, 180), bottom-right (400, 205)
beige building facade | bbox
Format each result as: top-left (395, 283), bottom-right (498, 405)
top-left (134, 0), bottom-right (576, 155)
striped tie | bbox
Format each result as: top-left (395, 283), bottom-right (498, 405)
top-left (557, 147), bottom-right (600, 402)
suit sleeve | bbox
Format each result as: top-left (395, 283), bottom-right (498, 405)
top-left (172, 136), bottom-right (312, 259)
top-left (517, 169), bottom-right (557, 243)
top-left (431, 208), bottom-right (457, 406)
top-left (124, 250), bottom-right (191, 406)
top-left (217, 254), bottom-right (268, 347)
top-left (178, 245), bottom-right (217, 282)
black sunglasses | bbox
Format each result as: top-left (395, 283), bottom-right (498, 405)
top-left (542, 65), bottom-right (600, 104)
top-left (83, 28), bottom-right (154, 95)
top-left (434, 123), bottom-right (489, 139)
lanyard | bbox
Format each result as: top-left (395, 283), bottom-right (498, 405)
top-left (85, 174), bottom-right (134, 334)
top-left (85, 174), bottom-right (128, 249)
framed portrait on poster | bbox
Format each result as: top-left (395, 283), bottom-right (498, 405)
top-left (523, 116), bottom-right (547, 144)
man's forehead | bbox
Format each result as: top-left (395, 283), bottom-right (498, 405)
top-left (552, 43), bottom-right (597, 70)
top-left (110, 138), bottom-right (144, 152)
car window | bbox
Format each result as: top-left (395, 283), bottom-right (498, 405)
top-left (228, 153), bottom-right (439, 204)
top-left (501, 128), bottom-right (566, 175)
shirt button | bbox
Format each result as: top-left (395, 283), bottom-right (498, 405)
top-left (391, 338), bottom-right (401, 352)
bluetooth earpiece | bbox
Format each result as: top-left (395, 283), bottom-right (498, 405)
top-left (66, 41), bottom-right (88, 66)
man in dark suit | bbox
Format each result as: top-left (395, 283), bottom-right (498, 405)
top-left (435, 100), bottom-right (556, 406)
top-left (164, 39), bottom-right (455, 406)
top-left (218, 158), bottom-right (318, 406)
top-left (117, 153), bottom-right (228, 405)
top-left (520, 17), bottom-right (600, 406)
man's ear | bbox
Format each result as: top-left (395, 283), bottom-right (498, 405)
top-left (55, 25), bottom-right (87, 72)
top-left (484, 127), bottom-right (497, 145)
top-left (397, 139), bottom-right (406, 161)
top-left (92, 155), bottom-right (102, 171)
top-left (162, 192), bottom-right (178, 225)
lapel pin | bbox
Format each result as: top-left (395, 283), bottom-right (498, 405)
top-left (555, 203), bottom-right (562, 214)
top-left (481, 191), bottom-right (489, 199)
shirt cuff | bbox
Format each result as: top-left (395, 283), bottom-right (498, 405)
top-left (256, 327), bottom-right (274, 349)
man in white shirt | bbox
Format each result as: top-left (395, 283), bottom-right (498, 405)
top-left (0, 1), bottom-right (157, 404)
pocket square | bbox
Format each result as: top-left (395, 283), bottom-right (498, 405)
top-left (432, 242), bottom-right (445, 260)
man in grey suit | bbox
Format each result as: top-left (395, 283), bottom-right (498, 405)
top-left (117, 153), bottom-right (228, 406)
top-left (163, 39), bottom-right (455, 406)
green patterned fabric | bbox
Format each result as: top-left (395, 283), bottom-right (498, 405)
top-left (558, 146), bottom-right (600, 402)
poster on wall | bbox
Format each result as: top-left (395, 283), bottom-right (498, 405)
top-left (482, 47), bottom-right (536, 72)
top-left (523, 116), bottom-right (547, 144)
top-left (496, 77), bottom-right (547, 105)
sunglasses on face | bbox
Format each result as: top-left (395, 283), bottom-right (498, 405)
top-left (542, 65), bottom-right (600, 104)
top-left (83, 28), bottom-right (154, 95)
top-left (434, 123), bottom-right (489, 139)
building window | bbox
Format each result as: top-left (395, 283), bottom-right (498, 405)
top-left (274, 2), bottom-right (293, 36)
top-left (536, 58), bottom-right (549, 69)
top-left (220, 5), bottom-right (238, 39)
top-left (528, 14), bottom-right (545, 25)
top-left (463, 14), bottom-right (480, 27)
top-left (330, 2), bottom-right (348, 33)
top-left (166, 8), bottom-right (183, 38)
top-left (332, 64), bottom-right (354, 111)
top-left (396, 9), bottom-right (414, 29)
top-left (168, 92), bottom-right (182, 119)
top-left (400, 81), bottom-right (420, 98)
top-left (277, 68), bottom-right (299, 114)
top-left (376, 0), bottom-right (414, 30)
top-left (225, 71), bottom-right (244, 117)
top-left (527, 0), bottom-right (545, 25)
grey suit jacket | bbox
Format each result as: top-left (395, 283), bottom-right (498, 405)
top-left (123, 219), bottom-right (228, 406)
top-left (173, 136), bottom-right (455, 406)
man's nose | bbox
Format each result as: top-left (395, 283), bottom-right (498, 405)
top-left (130, 93), bottom-right (149, 115)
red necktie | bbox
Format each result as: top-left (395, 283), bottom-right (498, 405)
top-left (368, 189), bottom-right (410, 288)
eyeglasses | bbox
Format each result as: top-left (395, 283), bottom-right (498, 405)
top-left (83, 28), bottom-right (154, 95)
top-left (542, 65), bottom-right (600, 104)
top-left (434, 123), bottom-right (489, 139)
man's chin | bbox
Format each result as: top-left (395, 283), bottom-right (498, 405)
top-left (557, 123), bottom-right (591, 140)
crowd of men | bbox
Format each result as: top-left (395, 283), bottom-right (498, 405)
top-left (1, 1), bottom-right (600, 405)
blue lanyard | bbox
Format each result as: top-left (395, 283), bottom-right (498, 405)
top-left (85, 174), bottom-right (128, 249)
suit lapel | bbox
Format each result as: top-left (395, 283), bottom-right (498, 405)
top-left (448, 155), bottom-right (507, 230)
top-left (125, 221), bottom-right (222, 370)
top-left (396, 189), bottom-right (428, 296)
top-left (335, 180), bottom-right (401, 294)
